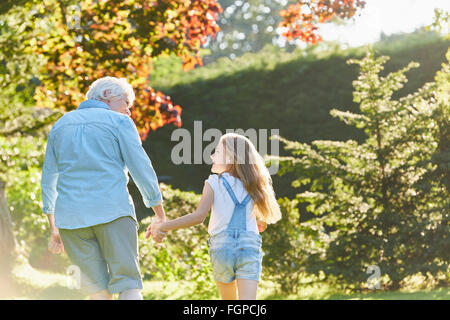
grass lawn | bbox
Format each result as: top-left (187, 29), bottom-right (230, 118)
top-left (1, 262), bottom-right (448, 300)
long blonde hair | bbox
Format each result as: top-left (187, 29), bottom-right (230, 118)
top-left (218, 133), bottom-right (281, 224)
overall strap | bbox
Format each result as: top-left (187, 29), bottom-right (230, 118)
top-left (220, 175), bottom-right (251, 231)
top-left (220, 175), bottom-right (251, 206)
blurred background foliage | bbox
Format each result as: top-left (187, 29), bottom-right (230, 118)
top-left (0, 0), bottom-right (449, 297)
top-left (144, 30), bottom-right (450, 202)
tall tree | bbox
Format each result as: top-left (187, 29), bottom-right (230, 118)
top-left (24, 0), bottom-right (222, 140)
top-left (271, 50), bottom-right (449, 290)
top-left (0, 180), bottom-right (16, 273)
top-left (205, 0), bottom-right (288, 61)
top-left (2, 0), bottom-right (366, 139)
top-left (279, 0), bottom-right (365, 43)
top-left (206, 0), bottom-right (366, 61)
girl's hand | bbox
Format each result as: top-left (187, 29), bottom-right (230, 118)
top-left (257, 220), bottom-right (267, 233)
top-left (145, 225), bottom-right (152, 239)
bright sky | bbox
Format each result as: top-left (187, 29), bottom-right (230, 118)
top-left (307, 0), bottom-right (450, 47)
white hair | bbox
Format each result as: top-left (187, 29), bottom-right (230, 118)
top-left (86, 77), bottom-right (135, 106)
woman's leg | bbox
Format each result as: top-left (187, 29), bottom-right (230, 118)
top-left (216, 280), bottom-right (237, 300)
top-left (118, 288), bottom-right (143, 300)
top-left (59, 228), bottom-right (110, 298)
top-left (236, 279), bottom-right (258, 300)
top-left (94, 217), bottom-right (143, 297)
top-left (90, 289), bottom-right (113, 300)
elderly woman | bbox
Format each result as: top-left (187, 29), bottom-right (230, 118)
top-left (41, 77), bottom-right (166, 300)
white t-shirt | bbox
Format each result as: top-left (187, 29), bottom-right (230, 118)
top-left (205, 172), bottom-right (259, 236)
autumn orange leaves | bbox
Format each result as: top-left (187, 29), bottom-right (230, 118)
top-left (31, 1), bottom-right (366, 141)
top-left (279, 0), bottom-right (366, 44)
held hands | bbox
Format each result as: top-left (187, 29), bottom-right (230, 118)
top-left (145, 217), bottom-right (167, 245)
top-left (151, 222), bottom-right (167, 243)
top-left (48, 230), bottom-right (65, 254)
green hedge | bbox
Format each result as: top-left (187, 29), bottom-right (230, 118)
top-left (133, 31), bottom-right (450, 213)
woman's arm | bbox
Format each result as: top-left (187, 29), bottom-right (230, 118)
top-left (147, 181), bottom-right (214, 237)
top-left (46, 214), bottom-right (65, 254)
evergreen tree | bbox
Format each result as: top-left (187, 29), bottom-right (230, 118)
top-left (272, 50), bottom-right (449, 290)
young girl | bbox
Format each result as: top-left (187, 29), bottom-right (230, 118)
top-left (147, 133), bottom-right (281, 300)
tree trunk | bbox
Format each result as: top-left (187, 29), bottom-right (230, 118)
top-left (0, 179), bottom-right (16, 273)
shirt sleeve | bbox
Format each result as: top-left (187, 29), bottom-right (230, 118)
top-left (205, 174), bottom-right (218, 193)
top-left (117, 116), bottom-right (163, 208)
top-left (41, 135), bottom-right (59, 214)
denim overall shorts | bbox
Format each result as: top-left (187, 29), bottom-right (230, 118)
top-left (208, 175), bottom-right (263, 283)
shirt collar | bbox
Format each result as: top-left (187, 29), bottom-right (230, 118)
top-left (77, 99), bottom-right (111, 111)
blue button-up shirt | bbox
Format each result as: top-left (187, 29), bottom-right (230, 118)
top-left (41, 99), bottom-right (163, 229)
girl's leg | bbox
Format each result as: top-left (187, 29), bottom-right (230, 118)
top-left (90, 289), bottom-right (113, 300)
top-left (216, 280), bottom-right (237, 300)
top-left (236, 279), bottom-right (258, 300)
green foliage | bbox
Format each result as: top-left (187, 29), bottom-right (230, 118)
top-left (143, 31), bottom-right (450, 204)
top-left (0, 0), bottom-right (222, 140)
top-left (261, 197), bottom-right (305, 294)
top-left (271, 50), bottom-right (450, 292)
top-left (0, 134), bottom-right (73, 271)
top-left (427, 8), bottom-right (449, 40)
top-left (6, 167), bottom-right (46, 244)
top-left (205, 0), bottom-right (291, 61)
top-left (430, 49), bottom-right (450, 191)
top-left (0, 11), bottom-right (60, 263)
top-left (0, 2), bottom-right (60, 138)
top-left (139, 183), bottom-right (216, 297)
top-left (1, 26), bottom-right (448, 296)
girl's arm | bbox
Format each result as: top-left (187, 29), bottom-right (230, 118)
top-left (154, 181), bottom-right (214, 234)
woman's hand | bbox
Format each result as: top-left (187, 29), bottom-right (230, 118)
top-left (151, 222), bottom-right (167, 243)
top-left (46, 214), bottom-right (64, 254)
top-left (145, 217), bottom-right (167, 244)
top-left (48, 230), bottom-right (65, 254)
